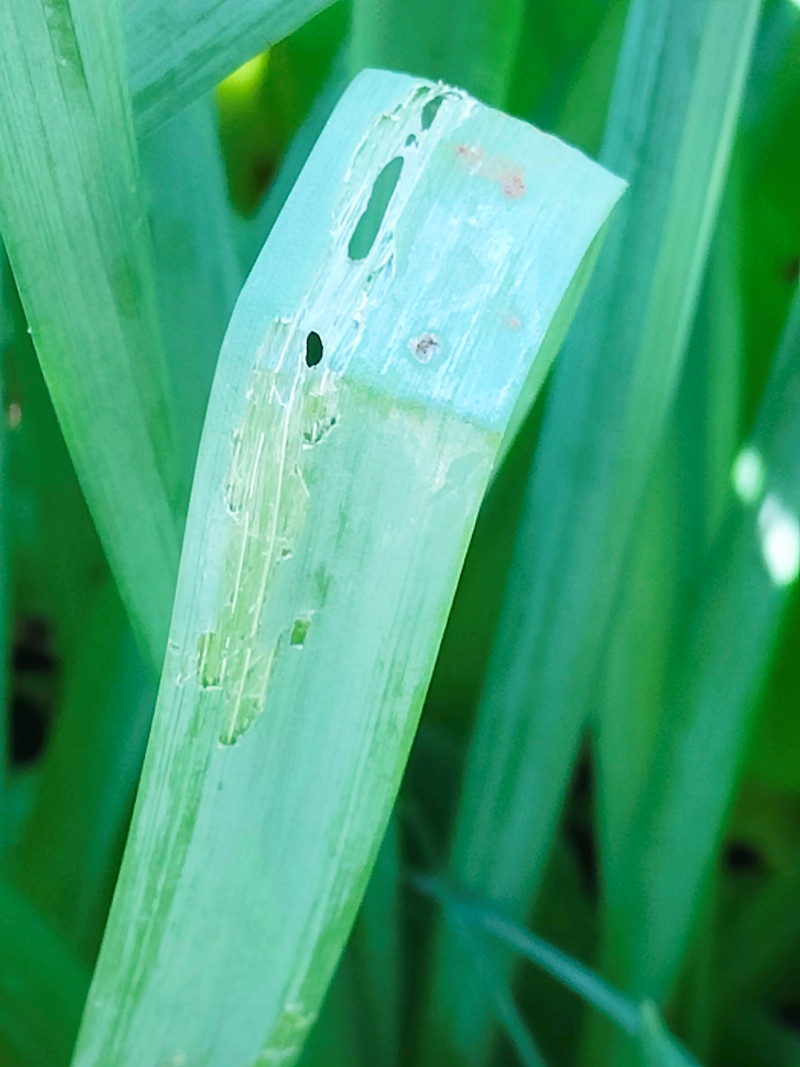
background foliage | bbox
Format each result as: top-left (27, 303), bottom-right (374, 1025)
top-left (0, 0), bottom-right (799, 1065)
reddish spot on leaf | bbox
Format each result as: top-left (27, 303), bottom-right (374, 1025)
top-left (498, 168), bottom-right (526, 199)
top-left (456, 145), bottom-right (526, 199)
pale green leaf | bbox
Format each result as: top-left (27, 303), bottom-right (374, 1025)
top-left (71, 70), bottom-right (623, 1067)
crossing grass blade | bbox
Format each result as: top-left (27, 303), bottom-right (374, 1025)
top-left (124, 0), bottom-right (339, 135)
top-left (422, 0), bottom-right (762, 1062)
top-left (0, 0), bottom-right (183, 670)
top-left (70, 70), bottom-right (623, 1067)
top-left (413, 876), bottom-right (699, 1067)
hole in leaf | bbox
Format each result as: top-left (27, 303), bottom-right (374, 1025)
top-left (348, 156), bottom-right (404, 261)
top-left (305, 331), bottom-right (323, 368)
top-left (421, 94), bottom-right (446, 131)
top-left (291, 617), bottom-right (312, 646)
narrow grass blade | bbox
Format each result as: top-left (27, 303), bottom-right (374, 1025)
top-left (605, 286), bottom-right (800, 1007)
top-left (0, 876), bottom-right (89, 1067)
top-left (124, 0), bottom-right (338, 135)
top-left (0, 1), bottom-right (183, 669)
top-left (2, 264), bottom-right (105, 667)
top-left (142, 96), bottom-right (242, 485)
top-left (0, 266), bottom-right (10, 838)
top-left (593, 183), bottom-right (745, 1001)
top-left (414, 876), bottom-right (699, 1067)
top-left (15, 581), bottom-right (155, 962)
top-left (423, 1), bottom-right (761, 1061)
top-left (350, 0), bottom-right (525, 107)
top-left (72, 70), bottom-right (623, 1067)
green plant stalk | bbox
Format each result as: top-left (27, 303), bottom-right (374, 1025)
top-left (422, 1), bottom-right (761, 1061)
top-left (0, 0), bottom-right (183, 670)
top-left (350, 0), bottom-right (525, 107)
top-left (124, 0), bottom-right (339, 134)
top-left (71, 70), bottom-right (623, 1067)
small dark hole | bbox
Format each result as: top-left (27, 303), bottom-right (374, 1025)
top-left (305, 331), bottom-right (323, 368)
top-left (10, 693), bottom-right (48, 766)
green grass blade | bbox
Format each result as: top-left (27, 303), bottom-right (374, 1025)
top-left (351, 818), bottom-right (402, 1067)
top-left (2, 262), bottom-right (106, 667)
top-left (604, 286), bottom-right (800, 1006)
top-left (0, 266), bottom-right (10, 840)
top-left (423, 1), bottom-right (761, 1061)
top-left (414, 875), bottom-right (699, 1067)
top-left (124, 0), bottom-right (339, 134)
top-left (15, 580), bottom-right (155, 961)
top-left (591, 184), bottom-right (745, 1053)
top-left (0, 0), bottom-right (183, 670)
top-left (71, 70), bottom-right (623, 1067)
top-left (0, 876), bottom-right (89, 1067)
top-left (142, 96), bottom-right (243, 485)
top-left (350, 0), bottom-right (525, 106)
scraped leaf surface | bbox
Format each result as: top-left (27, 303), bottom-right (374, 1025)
top-left (72, 70), bottom-right (623, 1067)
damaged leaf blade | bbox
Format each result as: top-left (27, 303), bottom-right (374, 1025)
top-left (71, 70), bottom-right (624, 1067)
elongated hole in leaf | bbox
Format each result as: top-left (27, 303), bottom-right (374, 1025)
top-left (421, 94), bottom-right (446, 130)
top-left (347, 156), bottom-right (404, 261)
top-left (305, 331), bottom-right (323, 367)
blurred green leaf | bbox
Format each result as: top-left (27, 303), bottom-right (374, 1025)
top-left (0, 0), bottom-right (183, 670)
top-left (603, 286), bottom-right (800, 1014)
top-left (423, 0), bottom-right (761, 1062)
top-left (124, 0), bottom-right (340, 134)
